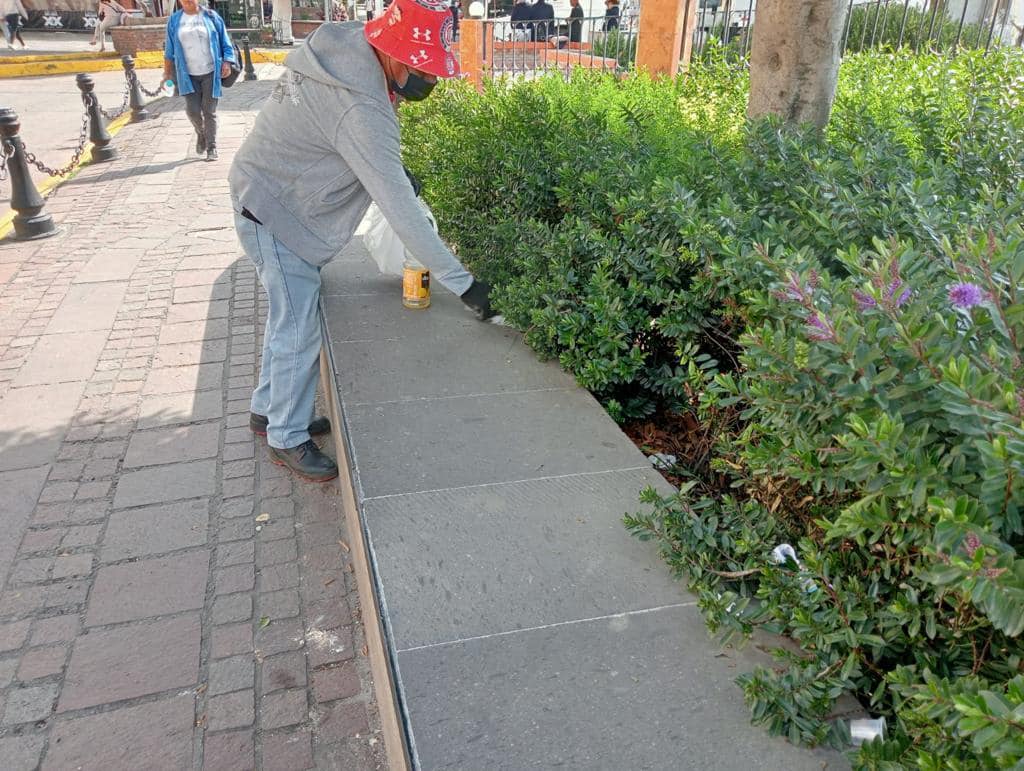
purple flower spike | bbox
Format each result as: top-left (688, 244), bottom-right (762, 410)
top-left (805, 312), bottom-right (836, 342)
top-left (948, 282), bottom-right (986, 309)
top-left (896, 287), bottom-right (912, 307)
top-left (853, 290), bottom-right (877, 311)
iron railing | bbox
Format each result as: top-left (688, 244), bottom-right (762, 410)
top-left (483, 16), bottom-right (637, 78)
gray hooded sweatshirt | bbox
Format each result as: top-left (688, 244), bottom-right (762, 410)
top-left (228, 22), bottom-right (472, 294)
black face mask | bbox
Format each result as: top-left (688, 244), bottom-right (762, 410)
top-left (391, 70), bottom-right (436, 101)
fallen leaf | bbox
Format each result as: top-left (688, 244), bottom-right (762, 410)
top-left (259, 616), bottom-right (271, 628)
top-left (324, 578), bottom-right (336, 586)
top-left (361, 644), bottom-right (369, 656)
top-left (195, 714), bottom-right (207, 727)
top-left (338, 540), bottom-right (350, 553)
top-left (196, 683), bottom-right (208, 695)
top-left (255, 513), bottom-right (270, 523)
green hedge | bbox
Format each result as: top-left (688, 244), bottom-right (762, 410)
top-left (400, 48), bottom-right (1024, 766)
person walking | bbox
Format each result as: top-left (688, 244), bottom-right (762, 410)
top-left (228, 1), bottom-right (496, 482)
top-left (1, 0), bottom-right (28, 49)
top-left (162, 0), bottom-right (236, 161)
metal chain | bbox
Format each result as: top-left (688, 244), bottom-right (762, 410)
top-left (134, 71), bottom-right (165, 98)
top-left (20, 95), bottom-right (93, 178)
top-left (0, 137), bottom-right (12, 182)
top-left (100, 77), bottom-right (132, 121)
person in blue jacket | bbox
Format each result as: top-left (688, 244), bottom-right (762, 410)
top-left (162, 0), bottom-right (236, 161)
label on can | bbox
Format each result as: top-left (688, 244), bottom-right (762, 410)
top-left (403, 267), bottom-right (430, 301)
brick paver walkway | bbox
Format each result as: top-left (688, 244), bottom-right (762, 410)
top-left (0, 81), bottom-right (386, 770)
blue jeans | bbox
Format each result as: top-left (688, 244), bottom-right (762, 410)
top-left (234, 211), bottom-right (321, 449)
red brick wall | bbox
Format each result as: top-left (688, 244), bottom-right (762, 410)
top-left (111, 25), bottom-right (167, 56)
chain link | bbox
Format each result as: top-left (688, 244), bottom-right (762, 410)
top-left (19, 94), bottom-right (93, 178)
top-left (100, 77), bottom-right (132, 121)
top-left (134, 71), bottom-right (166, 98)
top-left (0, 138), bottom-right (12, 183)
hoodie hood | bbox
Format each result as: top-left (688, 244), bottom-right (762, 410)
top-left (284, 22), bottom-right (387, 100)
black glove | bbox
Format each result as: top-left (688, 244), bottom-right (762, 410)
top-left (403, 165), bottom-right (422, 198)
top-left (460, 279), bottom-right (496, 321)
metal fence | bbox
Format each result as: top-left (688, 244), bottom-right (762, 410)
top-left (483, 16), bottom-right (637, 78)
top-left (691, 0), bottom-right (1024, 62)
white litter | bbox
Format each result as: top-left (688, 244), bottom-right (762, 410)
top-left (770, 543), bottom-right (818, 593)
top-left (648, 452), bottom-right (678, 470)
top-left (849, 716), bottom-right (886, 745)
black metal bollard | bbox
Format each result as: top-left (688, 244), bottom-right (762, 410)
top-left (242, 35), bottom-right (257, 82)
top-left (76, 73), bottom-right (118, 163)
top-left (0, 108), bottom-right (58, 241)
top-left (122, 55), bottom-right (150, 123)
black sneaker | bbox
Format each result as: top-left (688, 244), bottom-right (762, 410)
top-left (268, 440), bottom-right (338, 482)
top-left (196, 134), bottom-right (206, 154)
top-left (206, 148), bottom-right (219, 161)
top-left (250, 413), bottom-right (331, 437)
top-left (461, 279), bottom-right (496, 320)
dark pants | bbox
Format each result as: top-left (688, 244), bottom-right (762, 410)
top-left (184, 72), bottom-right (218, 150)
top-left (5, 14), bottom-right (25, 46)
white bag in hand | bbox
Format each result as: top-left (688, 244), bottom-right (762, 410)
top-left (361, 200), bottom-right (437, 277)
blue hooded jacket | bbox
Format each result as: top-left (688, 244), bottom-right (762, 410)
top-left (164, 8), bottom-right (236, 98)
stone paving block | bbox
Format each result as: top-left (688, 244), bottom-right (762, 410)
top-left (258, 538), bottom-right (297, 567)
top-left (101, 498), bottom-right (209, 561)
top-left (174, 269), bottom-right (229, 288)
top-left (261, 728), bottom-right (313, 771)
top-left (0, 733), bottom-right (45, 771)
top-left (12, 331), bottom-right (108, 387)
top-left (72, 250), bottom-right (144, 284)
top-left (211, 623), bottom-right (253, 660)
top-left (216, 564), bottom-right (255, 595)
top-left (0, 384), bottom-right (85, 471)
top-left (335, 332), bottom-right (575, 405)
top-left (0, 466), bottom-right (48, 581)
top-left (346, 388), bottom-right (647, 498)
top-left (398, 605), bottom-right (835, 771)
top-left (258, 563), bottom-right (299, 593)
top-left (60, 615), bottom-right (201, 711)
top-left (51, 553), bottom-right (93, 580)
top-left (87, 551), bottom-right (209, 626)
top-left (2, 683), bottom-right (57, 725)
top-left (45, 282), bottom-right (127, 334)
top-left (173, 284), bottom-right (232, 304)
top-left (138, 390), bottom-right (224, 429)
top-left (216, 540), bottom-right (255, 567)
top-left (220, 517), bottom-right (255, 542)
top-left (153, 339), bottom-right (228, 369)
top-left (20, 528), bottom-right (66, 554)
top-left (206, 690), bottom-right (255, 731)
top-left (0, 620), bottom-right (31, 653)
top-left (315, 700), bottom-right (369, 743)
top-left (11, 557), bottom-right (51, 584)
top-left (213, 594), bottom-right (253, 625)
top-left (17, 644), bottom-right (68, 681)
top-left (0, 659), bottom-right (16, 688)
top-left (259, 589), bottom-right (300, 620)
top-left (261, 651), bottom-right (307, 694)
top-left (143, 363), bottom-right (223, 395)
top-left (312, 662), bottom-right (360, 703)
top-left (44, 696), bottom-right (195, 771)
top-left (259, 688), bottom-right (308, 730)
top-left (113, 460), bottom-right (217, 509)
top-left (363, 469), bottom-right (684, 649)
top-left (30, 615), bottom-right (79, 646)
top-left (166, 299), bottom-right (229, 323)
top-left (159, 318), bottom-right (230, 345)
top-left (123, 422), bottom-right (221, 468)
top-left (305, 626), bottom-right (354, 668)
top-left (203, 728), bottom-right (254, 771)
top-left (209, 655), bottom-right (255, 696)
top-left (255, 618), bottom-right (304, 656)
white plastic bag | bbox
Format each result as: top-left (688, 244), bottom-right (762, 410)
top-left (361, 200), bottom-right (437, 277)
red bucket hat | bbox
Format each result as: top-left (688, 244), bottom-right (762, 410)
top-left (364, 0), bottom-right (460, 79)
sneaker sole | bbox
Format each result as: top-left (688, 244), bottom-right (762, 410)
top-left (250, 427), bottom-right (330, 437)
top-left (269, 456), bottom-right (339, 483)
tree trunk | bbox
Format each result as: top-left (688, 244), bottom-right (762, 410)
top-left (747, 0), bottom-right (848, 130)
